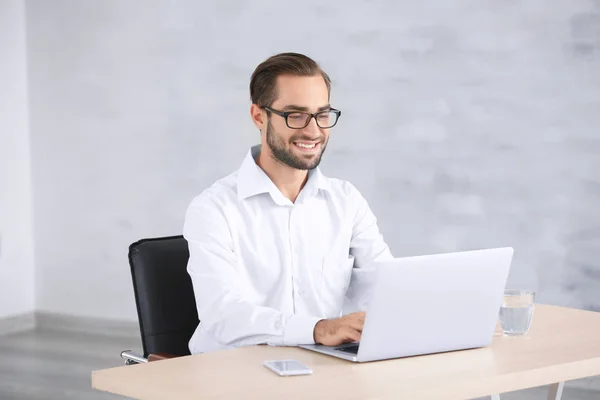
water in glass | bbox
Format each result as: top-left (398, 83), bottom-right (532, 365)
top-left (499, 289), bottom-right (535, 336)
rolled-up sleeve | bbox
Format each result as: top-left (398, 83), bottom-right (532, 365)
top-left (184, 195), bottom-right (320, 353)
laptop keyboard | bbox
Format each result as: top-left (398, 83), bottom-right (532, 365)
top-left (334, 344), bottom-right (360, 354)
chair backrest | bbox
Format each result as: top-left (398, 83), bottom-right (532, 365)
top-left (128, 236), bottom-right (198, 357)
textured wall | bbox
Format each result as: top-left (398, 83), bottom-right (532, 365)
top-left (25, 0), bottom-right (600, 320)
top-left (0, 0), bottom-right (35, 319)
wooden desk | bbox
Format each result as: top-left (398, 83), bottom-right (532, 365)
top-left (92, 304), bottom-right (600, 399)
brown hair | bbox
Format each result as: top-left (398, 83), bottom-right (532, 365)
top-left (250, 52), bottom-right (331, 107)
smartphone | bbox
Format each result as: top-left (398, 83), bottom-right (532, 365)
top-left (263, 359), bottom-right (313, 376)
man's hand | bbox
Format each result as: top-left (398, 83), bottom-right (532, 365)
top-left (313, 312), bottom-right (366, 346)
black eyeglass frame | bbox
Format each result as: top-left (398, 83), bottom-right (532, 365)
top-left (263, 106), bottom-right (342, 129)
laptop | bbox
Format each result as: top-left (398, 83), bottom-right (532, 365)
top-left (299, 247), bottom-right (513, 362)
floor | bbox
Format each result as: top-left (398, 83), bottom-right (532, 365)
top-left (0, 329), bottom-right (598, 400)
top-left (0, 328), bottom-right (139, 400)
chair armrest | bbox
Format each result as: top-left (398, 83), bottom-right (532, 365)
top-left (148, 352), bottom-right (177, 362)
top-left (121, 350), bottom-right (178, 364)
top-left (121, 350), bottom-right (148, 364)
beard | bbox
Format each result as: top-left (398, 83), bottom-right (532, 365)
top-left (265, 119), bottom-right (327, 170)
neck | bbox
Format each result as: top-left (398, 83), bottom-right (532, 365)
top-left (256, 148), bottom-right (308, 203)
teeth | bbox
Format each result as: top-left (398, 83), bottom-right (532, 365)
top-left (296, 142), bottom-right (316, 149)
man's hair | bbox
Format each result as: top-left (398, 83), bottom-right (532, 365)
top-left (250, 52), bottom-right (331, 108)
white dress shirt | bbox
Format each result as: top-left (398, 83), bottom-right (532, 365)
top-left (183, 145), bottom-right (393, 354)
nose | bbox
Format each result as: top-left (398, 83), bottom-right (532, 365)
top-left (303, 116), bottom-right (322, 135)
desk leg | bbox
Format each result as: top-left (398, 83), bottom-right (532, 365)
top-left (547, 382), bottom-right (564, 400)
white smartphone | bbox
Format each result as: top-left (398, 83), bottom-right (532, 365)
top-left (263, 359), bottom-right (313, 377)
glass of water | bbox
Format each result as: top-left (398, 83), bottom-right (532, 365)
top-left (499, 289), bottom-right (535, 336)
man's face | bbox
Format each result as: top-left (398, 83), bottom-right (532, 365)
top-left (264, 75), bottom-right (331, 170)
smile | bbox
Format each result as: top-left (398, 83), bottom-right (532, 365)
top-left (296, 142), bottom-right (316, 149)
top-left (293, 141), bottom-right (320, 152)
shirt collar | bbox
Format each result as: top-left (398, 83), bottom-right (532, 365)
top-left (236, 145), bottom-right (331, 204)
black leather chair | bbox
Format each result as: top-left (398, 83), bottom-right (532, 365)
top-left (121, 236), bottom-right (199, 364)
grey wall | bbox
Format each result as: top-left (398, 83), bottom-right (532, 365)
top-left (25, 0), bottom-right (600, 320)
top-left (0, 0), bottom-right (35, 319)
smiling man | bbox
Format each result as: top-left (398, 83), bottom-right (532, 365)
top-left (183, 52), bottom-right (393, 354)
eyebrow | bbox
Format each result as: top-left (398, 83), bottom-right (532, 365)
top-left (282, 104), bottom-right (331, 112)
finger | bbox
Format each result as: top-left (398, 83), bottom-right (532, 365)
top-left (349, 329), bottom-right (362, 343)
top-left (342, 327), bottom-right (362, 343)
top-left (348, 311), bottom-right (366, 323)
top-left (348, 320), bottom-right (364, 332)
top-left (343, 312), bottom-right (364, 323)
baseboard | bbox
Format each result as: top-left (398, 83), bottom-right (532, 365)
top-left (0, 312), bottom-right (36, 335)
top-left (35, 311), bottom-right (139, 338)
top-left (0, 311), bottom-right (139, 339)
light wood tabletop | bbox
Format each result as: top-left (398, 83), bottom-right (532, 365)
top-left (92, 304), bottom-right (600, 399)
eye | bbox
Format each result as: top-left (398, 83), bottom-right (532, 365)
top-left (288, 113), bottom-right (306, 121)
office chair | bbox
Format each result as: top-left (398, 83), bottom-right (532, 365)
top-left (120, 235), bottom-right (199, 364)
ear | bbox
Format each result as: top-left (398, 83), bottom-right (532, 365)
top-left (250, 104), bottom-right (265, 131)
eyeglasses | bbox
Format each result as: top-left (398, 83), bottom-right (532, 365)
top-left (263, 106), bottom-right (342, 129)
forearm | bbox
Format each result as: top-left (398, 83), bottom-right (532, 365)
top-left (197, 292), bottom-right (321, 347)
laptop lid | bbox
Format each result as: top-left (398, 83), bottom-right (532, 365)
top-left (357, 247), bottom-right (513, 362)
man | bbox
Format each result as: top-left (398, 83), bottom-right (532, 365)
top-left (183, 52), bottom-right (393, 354)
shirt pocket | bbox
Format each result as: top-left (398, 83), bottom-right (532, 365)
top-left (319, 254), bottom-right (355, 318)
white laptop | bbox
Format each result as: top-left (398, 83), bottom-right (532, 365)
top-left (299, 247), bottom-right (513, 362)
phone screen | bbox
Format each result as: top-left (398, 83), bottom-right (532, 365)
top-left (270, 360), bottom-right (308, 372)
top-left (264, 359), bottom-right (312, 376)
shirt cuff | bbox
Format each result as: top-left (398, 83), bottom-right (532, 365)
top-left (282, 315), bottom-right (322, 345)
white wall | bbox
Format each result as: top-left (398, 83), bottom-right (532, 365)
top-left (0, 0), bottom-right (35, 319)
top-left (25, 0), bottom-right (600, 321)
